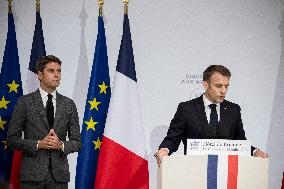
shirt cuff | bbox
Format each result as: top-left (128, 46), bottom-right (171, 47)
top-left (60, 141), bottom-right (64, 152)
top-left (160, 148), bottom-right (169, 154)
top-left (253, 148), bottom-right (259, 156)
top-left (36, 140), bottom-right (40, 150)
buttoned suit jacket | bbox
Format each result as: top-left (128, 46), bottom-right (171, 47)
top-left (159, 95), bottom-right (254, 155)
top-left (7, 89), bottom-right (81, 182)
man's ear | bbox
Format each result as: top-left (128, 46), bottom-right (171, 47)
top-left (37, 72), bottom-right (42, 81)
top-left (203, 81), bottom-right (209, 90)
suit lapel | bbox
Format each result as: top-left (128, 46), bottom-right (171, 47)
top-left (219, 101), bottom-right (231, 128)
top-left (54, 92), bottom-right (64, 130)
top-left (196, 96), bottom-right (209, 127)
top-left (218, 101), bottom-right (235, 138)
top-left (34, 89), bottom-right (50, 130)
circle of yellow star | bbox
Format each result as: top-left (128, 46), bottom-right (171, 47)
top-left (7, 80), bottom-right (20, 93)
top-left (0, 117), bottom-right (7, 130)
top-left (93, 137), bottom-right (102, 150)
top-left (98, 81), bottom-right (108, 94)
top-left (84, 117), bottom-right (98, 132)
top-left (88, 98), bottom-right (101, 111)
top-left (0, 96), bottom-right (10, 109)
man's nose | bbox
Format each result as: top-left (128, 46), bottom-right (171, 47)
top-left (220, 87), bottom-right (227, 94)
top-left (54, 71), bottom-right (60, 77)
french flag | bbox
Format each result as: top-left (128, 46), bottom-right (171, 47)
top-left (94, 14), bottom-right (149, 189)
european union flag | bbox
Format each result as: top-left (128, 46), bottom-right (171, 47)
top-left (8, 8), bottom-right (47, 189)
top-left (75, 16), bottom-right (110, 189)
top-left (0, 11), bottom-right (23, 184)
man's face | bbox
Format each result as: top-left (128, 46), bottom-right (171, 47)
top-left (38, 62), bottom-right (61, 91)
top-left (203, 72), bottom-right (230, 103)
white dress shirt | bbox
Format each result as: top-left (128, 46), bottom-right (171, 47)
top-left (39, 87), bottom-right (57, 117)
top-left (37, 88), bottom-right (64, 151)
top-left (203, 94), bottom-right (220, 123)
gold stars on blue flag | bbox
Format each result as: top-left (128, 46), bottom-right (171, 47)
top-left (84, 80), bottom-right (109, 149)
top-left (0, 9), bottom-right (23, 183)
top-left (2, 140), bottom-right (7, 150)
top-left (0, 96), bottom-right (11, 109)
top-left (98, 81), bottom-right (108, 94)
top-left (88, 98), bottom-right (101, 111)
top-left (93, 137), bottom-right (102, 150)
top-left (7, 80), bottom-right (20, 93)
top-left (0, 117), bottom-right (7, 130)
top-left (75, 15), bottom-right (111, 189)
top-left (85, 117), bottom-right (98, 132)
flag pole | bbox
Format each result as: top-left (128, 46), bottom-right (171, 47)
top-left (98, 0), bottom-right (104, 16)
top-left (8, 0), bottom-right (12, 13)
top-left (36, 0), bottom-right (40, 12)
top-left (123, 0), bottom-right (129, 14)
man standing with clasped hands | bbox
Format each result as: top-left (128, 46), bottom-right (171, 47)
top-left (7, 55), bottom-right (81, 189)
top-left (156, 65), bottom-right (268, 166)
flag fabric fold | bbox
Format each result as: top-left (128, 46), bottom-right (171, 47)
top-left (75, 16), bottom-right (110, 189)
top-left (25, 10), bottom-right (46, 94)
top-left (0, 12), bottom-right (23, 187)
top-left (94, 14), bottom-right (149, 189)
top-left (8, 9), bottom-right (46, 189)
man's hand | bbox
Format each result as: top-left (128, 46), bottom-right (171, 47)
top-left (253, 149), bottom-right (268, 158)
top-left (155, 148), bottom-right (169, 167)
top-left (38, 130), bottom-right (53, 150)
top-left (38, 129), bottom-right (62, 150)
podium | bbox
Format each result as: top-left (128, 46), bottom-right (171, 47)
top-left (158, 155), bottom-right (269, 189)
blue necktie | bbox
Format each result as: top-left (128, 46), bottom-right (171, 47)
top-left (209, 104), bottom-right (218, 127)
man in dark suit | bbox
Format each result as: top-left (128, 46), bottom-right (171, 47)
top-left (156, 65), bottom-right (267, 166)
top-left (7, 55), bottom-right (81, 189)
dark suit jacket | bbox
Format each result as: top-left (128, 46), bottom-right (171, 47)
top-left (159, 95), bottom-right (254, 155)
top-left (7, 89), bottom-right (81, 182)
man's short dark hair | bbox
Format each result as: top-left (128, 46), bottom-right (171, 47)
top-left (35, 55), bottom-right (62, 73)
top-left (203, 65), bottom-right (231, 82)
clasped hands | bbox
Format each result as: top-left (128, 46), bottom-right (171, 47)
top-left (38, 129), bottom-right (63, 150)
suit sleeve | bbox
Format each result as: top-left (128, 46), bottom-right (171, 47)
top-left (234, 105), bottom-right (247, 140)
top-left (159, 103), bottom-right (186, 155)
top-left (7, 97), bottom-right (38, 157)
top-left (234, 105), bottom-right (256, 155)
top-left (62, 100), bottom-right (82, 155)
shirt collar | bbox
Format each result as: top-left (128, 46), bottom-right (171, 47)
top-left (203, 94), bottom-right (220, 108)
top-left (39, 87), bottom-right (57, 100)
